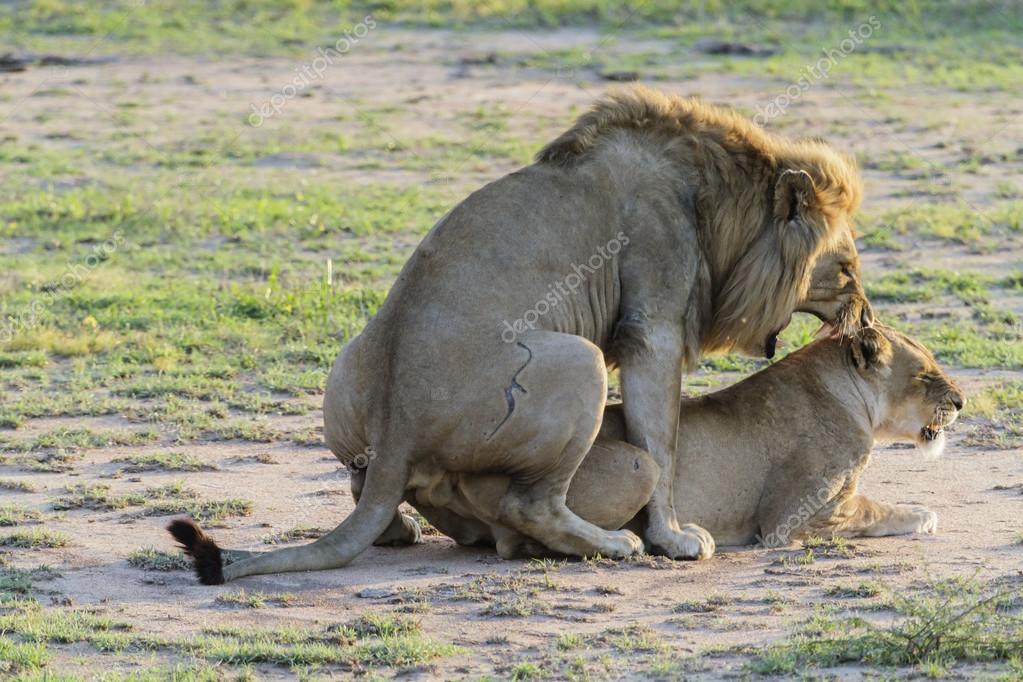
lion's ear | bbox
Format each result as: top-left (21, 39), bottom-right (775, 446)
top-left (773, 169), bottom-right (827, 264)
top-left (773, 169), bottom-right (818, 224)
top-left (850, 327), bottom-right (891, 371)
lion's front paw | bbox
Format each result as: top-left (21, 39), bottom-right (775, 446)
top-left (648, 523), bottom-right (716, 560)
top-left (597, 529), bottom-right (645, 559)
top-left (910, 506), bottom-right (938, 535)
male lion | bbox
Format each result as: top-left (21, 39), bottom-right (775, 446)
top-left (170, 86), bottom-right (868, 583)
top-left (352, 323), bottom-right (963, 555)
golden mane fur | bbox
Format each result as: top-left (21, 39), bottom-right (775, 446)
top-left (537, 86), bottom-right (862, 221)
top-left (539, 85), bottom-right (864, 360)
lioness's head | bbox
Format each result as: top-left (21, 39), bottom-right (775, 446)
top-left (848, 324), bottom-right (964, 458)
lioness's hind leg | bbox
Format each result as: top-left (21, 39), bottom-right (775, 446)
top-left (494, 526), bottom-right (560, 560)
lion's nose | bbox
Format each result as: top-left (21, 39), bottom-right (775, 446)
top-left (950, 393), bottom-right (964, 411)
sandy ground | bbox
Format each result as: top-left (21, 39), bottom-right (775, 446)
top-left (1, 25), bottom-right (1022, 680)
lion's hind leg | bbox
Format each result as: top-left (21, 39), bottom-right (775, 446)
top-left (488, 332), bottom-right (643, 559)
top-left (350, 467), bottom-right (423, 547)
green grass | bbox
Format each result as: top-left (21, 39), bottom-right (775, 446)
top-left (0, 528), bottom-right (70, 548)
top-left (125, 547), bottom-right (191, 571)
top-left (862, 202), bottom-right (1023, 247)
top-left (962, 381), bottom-right (1023, 448)
top-left (187, 615), bottom-right (461, 667)
top-left (0, 479), bottom-right (37, 492)
top-left (0, 602), bottom-right (463, 671)
top-left (4, 427), bottom-right (160, 455)
top-left (112, 451), bottom-right (218, 472)
top-left (214, 589), bottom-right (295, 609)
top-left (748, 577), bottom-right (1023, 674)
top-left (824, 581), bottom-right (884, 599)
top-left (262, 525), bottom-right (324, 545)
top-left (1, 566), bottom-right (38, 604)
top-left (865, 269), bottom-right (997, 305)
top-left (3, 0), bottom-right (1021, 51)
top-left (49, 480), bottom-right (252, 524)
top-left (50, 483), bottom-right (145, 511)
top-left (139, 497), bottom-right (254, 524)
top-left (0, 637), bottom-right (49, 675)
top-left (0, 504), bottom-right (42, 527)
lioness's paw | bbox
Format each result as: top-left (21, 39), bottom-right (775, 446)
top-left (649, 523), bottom-right (716, 561)
top-left (373, 512), bottom-right (423, 547)
top-left (597, 529), bottom-right (644, 559)
top-left (910, 506), bottom-right (938, 534)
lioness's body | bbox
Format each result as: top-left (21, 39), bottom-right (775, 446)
top-left (609, 327), bottom-right (962, 546)
top-left (428, 327), bottom-right (963, 553)
top-left (171, 87), bottom-right (869, 583)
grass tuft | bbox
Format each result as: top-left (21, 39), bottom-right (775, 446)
top-left (126, 547), bottom-right (191, 571)
top-left (0, 528), bottom-right (70, 548)
top-left (749, 577), bottom-right (1023, 674)
top-left (112, 452), bottom-right (218, 472)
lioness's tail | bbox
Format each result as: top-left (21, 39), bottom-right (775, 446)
top-left (168, 518), bottom-right (225, 585)
top-left (166, 454), bottom-right (407, 584)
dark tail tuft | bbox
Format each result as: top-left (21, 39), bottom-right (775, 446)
top-left (167, 518), bottom-right (225, 585)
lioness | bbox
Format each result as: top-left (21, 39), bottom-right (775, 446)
top-left (398, 324), bottom-right (964, 553)
top-left (170, 86), bottom-right (869, 583)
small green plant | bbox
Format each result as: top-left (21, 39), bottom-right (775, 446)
top-left (140, 497), bottom-right (253, 524)
top-left (215, 589), bottom-right (268, 608)
top-left (750, 577), bottom-right (1023, 674)
top-left (0, 504), bottom-right (41, 527)
top-left (0, 637), bottom-right (49, 673)
top-left (511, 661), bottom-right (543, 680)
top-left (126, 547), bottom-right (191, 571)
top-left (556, 632), bottom-right (584, 650)
top-left (262, 525), bottom-right (324, 545)
top-left (0, 479), bottom-right (36, 493)
top-left (50, 483), bottom-right (144, 511)
top-left (0, 528), bottom-right (70, 548)
top-left (113, 452), bottom-right (217, 472)
top-left (824, 581), bottom-right (884, 599)
top-left (802, 535), bottom-right (853, 558)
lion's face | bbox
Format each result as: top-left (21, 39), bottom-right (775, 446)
top-left (852, 326), bottom-right (964, 458)
top-left (798, 222), bottom-right (868, 337)
top-left (728, 170), bottom-right (868, 361)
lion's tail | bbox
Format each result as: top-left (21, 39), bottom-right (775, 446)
top-left (167, 518), bottom-right (225, 585)
top-left (166, 449), bottom-right (407, 584)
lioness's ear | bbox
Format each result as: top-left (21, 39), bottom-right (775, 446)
top-left (773, 169), bottom-right (819, 225)
top-left (859, 300), bottom-right (876, 329)
top-left (850, 327), bottom-right (891, 371)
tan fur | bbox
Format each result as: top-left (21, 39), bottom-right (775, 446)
top-left (538, 86), bottom-right (864, 356)
top-left (168, 86), bottom-right (870, 582)
top-left (427, 325), bottom-right (962, 554)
